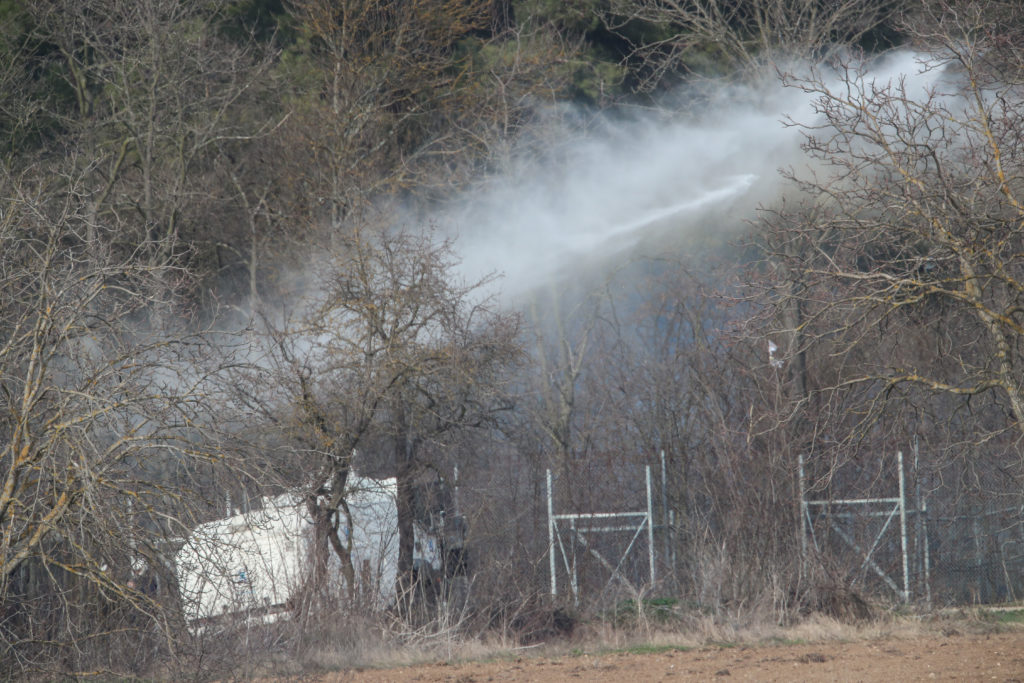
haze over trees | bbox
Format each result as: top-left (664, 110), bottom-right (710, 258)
top-left (2, 0), bottom-right (1024, 677)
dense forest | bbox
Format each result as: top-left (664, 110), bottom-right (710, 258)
top-left (3, 0), bottom-right (1024, 678)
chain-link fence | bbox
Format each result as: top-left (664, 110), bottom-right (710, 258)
top-left (798, 447), bottom-right (1024, 607)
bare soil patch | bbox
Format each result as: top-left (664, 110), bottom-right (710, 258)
top-left (314, 628), bottom-right (1024, 682)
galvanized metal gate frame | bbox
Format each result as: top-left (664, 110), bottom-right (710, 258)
top-left (546, 467), bottom-right (655, 604)
top-left (799, 451), bottom-right (911, 602)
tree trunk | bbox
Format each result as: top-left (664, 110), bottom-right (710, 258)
top-left (395, 432), bottom-right (416, 591)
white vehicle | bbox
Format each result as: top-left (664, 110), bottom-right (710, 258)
top-left (175, 476), bottom-right (440, 630)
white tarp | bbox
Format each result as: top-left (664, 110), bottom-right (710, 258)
top-left (175, 476), bottom-right (400, 626)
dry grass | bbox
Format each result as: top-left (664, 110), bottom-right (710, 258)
top-left (244, 600), bottom-right (1024, 681)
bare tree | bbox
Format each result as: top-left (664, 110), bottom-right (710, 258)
top-left (540, 257), bottom-right (801, 612)
top-left (0, 162), bottom-right (232, 678)
top-left (22, 0), bottom-right (277, 304)
top-left (762, 3), bottom-right (1024, 444)
top-left (735, 1), bottom-right (1024, 607)
top-left (231, 222), bottom-right (521, 610)
top-left (277, 0), bottom-right (490, 227)
top-left (525, 288), bottom-right (602, 477)
top-left (612, 0), bottom-right (903, 88)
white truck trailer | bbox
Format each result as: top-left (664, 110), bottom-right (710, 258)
top-left (175, 476), bottom-right (443, 629)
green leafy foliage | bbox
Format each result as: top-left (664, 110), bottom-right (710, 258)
top-left (221, 0), bottom-right (296, 45)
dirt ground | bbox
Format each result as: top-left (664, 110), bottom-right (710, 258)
top-left (323, 629), bottom-right (1024, 682)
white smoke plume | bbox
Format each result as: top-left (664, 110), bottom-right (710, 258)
top-left (443, 51), bottom-right (946, 301)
